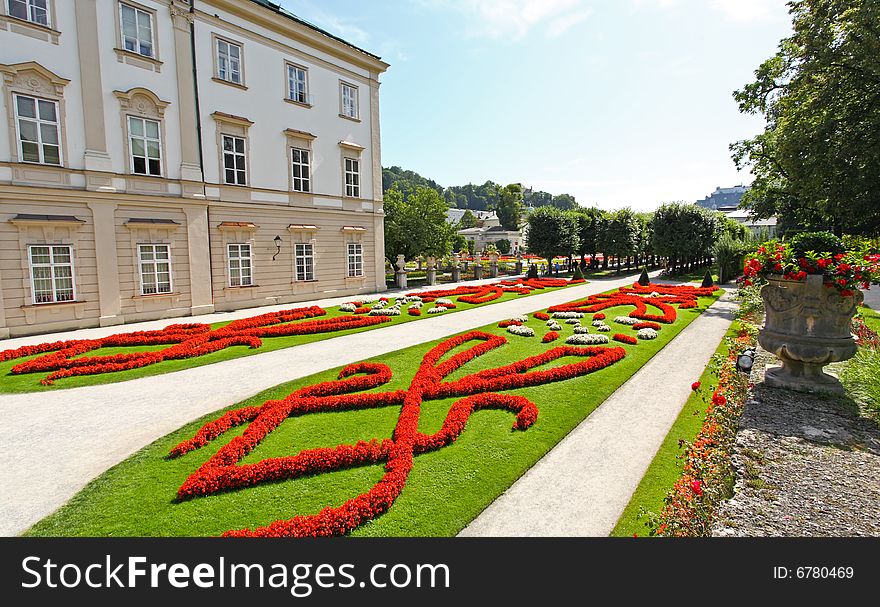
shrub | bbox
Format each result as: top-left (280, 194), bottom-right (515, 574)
top-left (789, 231), bottom-right (845, 259)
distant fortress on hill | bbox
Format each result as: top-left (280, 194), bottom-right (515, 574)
top-left (696, 185), bottom-right (748, 210)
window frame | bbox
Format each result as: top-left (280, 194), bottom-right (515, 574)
top-left (213, 34), bottom-right (245, 87)
top-left (13, 92), bottom-right (62, 166)
top-left (344, 157), bottom-right (360, 198)
top-left (221, 133), bottom-right (247, 186)
top-left (294, 242), bottom-right (315, 282)
top-left (27, 244), bottom-right (75, 304)
top-left (286, 62), bottom-right (310, 105)
top-left (7, 0), bottom-right (50, 27)
top-left (127, 115), bottom-right (163, 177)
top-left (347, 242), bottom-right (364, 278)
top-left (119, 1), bottom-right (155, 59)
top-left (137, 243), bottom-right (173, 295)
top-left (290, 147), bottom-right (311, 193)
top-left (339, 81), bottom-right (359, 120)
top-left (227, 242), bottom-right (254, 287)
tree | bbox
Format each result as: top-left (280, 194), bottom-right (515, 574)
top-left (651, 203), bottom-right (721, 273)
top-left (524, 189), bottom-right (553, 208)
top-left (731, 0), bottom-right (880, 236)
top-left (494, 184), bottom-right (524, 230)
top-left (550, 193), bottom-right (579, 211)
top-left (600, 208), bottom-right (640, 273)
top-left (384, 186), bottom-right (455, 262)
top-left (382, 166), bottom-right (444, 199)
top-left (573, 207), bottom-right (606, 266)
top-left (495, 239), bottom-right (512, 255)
top-left (458, 209), bottom-right (479, 229)
top-left (525, 207), bottom-right (579, 267)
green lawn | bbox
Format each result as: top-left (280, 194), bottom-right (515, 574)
top-left (25, 289), bottom-right (719, 537)
top-left (610, 319), bottom-right (742, 537)
top-left (0, 282), bottom-right (582, 394)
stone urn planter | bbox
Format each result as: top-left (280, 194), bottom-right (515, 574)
top-left (488, 252), bottom-right (499, 278)
top-left (759, 274), bottom-right (863, 393)
top-left (425, 256), bottom-right (437, 286)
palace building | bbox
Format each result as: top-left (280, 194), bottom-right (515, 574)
top-left (0, 0), bottom-right (389, 337)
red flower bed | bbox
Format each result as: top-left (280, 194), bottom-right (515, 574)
top-left (1, 306), bottom-right (393, 385)
top-left (533, 312), bottom-right (551, 321)
top-left (408, 308), bottom-right (421, 317)
top-left (498, 320), bottom-right (523, 328)
top-left (612, 334), bottom-right (638, 345)
top-left (593, 313), bottom-right (606, 321)
top-left (632, 322), bottom-right (661, 331)
top-left (354, 307), bottom-right (371, 314)
top-left (169, 330), bottom-right (628, 537)
top-left (542, 331), bottom-right (560, 343)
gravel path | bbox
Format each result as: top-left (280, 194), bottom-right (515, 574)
top-left (0, 273), bottom-right (647, 536)
top-left (460, 290), bottom-right (738, 537)
top-left (712, 353), bottom-right (880, 537)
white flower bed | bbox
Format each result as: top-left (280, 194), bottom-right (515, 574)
top-left (507, 325), bottom-right (535, 337)
top-left (339, 303), bottom-right (357, 313)
top-left (406, 296), bottom-right (423, 302)
top-left (369, 308), bottom-right (401, 316)
top-left (573, 326), bottom-right (591, 334)
top-left (595, 324), bottom-right (611, 332)
top-left (565, 333), bottom-right (609, 345)
top-left (637, 328), bottom-right (659, 340)
top-left (511, 315), bottom-right (528, 323)
top-left (546, 320), bottom-right (562, 331)
top-left (591, 320), bottom-right (606, 327)
top-left (614, 316), bottom-right (640, 325)
top-left (552, 311), bottom-right (584, 319)
top-left (565, 318), bottom-right (582, 325)
top-left (427, 306), bottom-right (447, 314)
top-left (436, 298), bottom-right (454, 306)
top-left (408, 301), bottom-right (423, 309)
top-left (371, 302), bottom-right (387, 310)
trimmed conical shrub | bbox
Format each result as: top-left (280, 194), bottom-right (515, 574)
top-left (701, 270), bottom-right (714, 288)
top-left (572, 265), bottom-right (585, 280)
top-left (638, 267), bottom-right (650, 286)
top-left (527, 264), bottom-right (539, 279)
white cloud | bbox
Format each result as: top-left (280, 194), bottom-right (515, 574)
top-left (418, 0), bottom-right (593, 40)
top-left (709, 0), bottom-right (789, 23)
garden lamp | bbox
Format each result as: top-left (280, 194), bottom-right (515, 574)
top-left (273, 235), bottom-right (282, 261)
top-left (736, 348), bottom-right (757, 374)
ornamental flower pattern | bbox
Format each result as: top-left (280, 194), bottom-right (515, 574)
top-left (169, 331), bottom-right (628, 537)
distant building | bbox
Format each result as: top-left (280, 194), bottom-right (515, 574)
top-left (697, 185), bottom-right (748, 210)
top-left (719, 206), bottom-right (777, 239)
top-left (446, 208), bottom-right (498, 227)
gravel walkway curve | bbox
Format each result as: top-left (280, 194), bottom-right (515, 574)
top-left (459, 290), bottom-right (738, 537)
top-left (0, 273), bottom-right (647, 536)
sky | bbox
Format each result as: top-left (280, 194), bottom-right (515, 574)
top-left (279, 0), bottom-right (795, 211)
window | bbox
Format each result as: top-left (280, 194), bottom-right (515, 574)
top-left (287, 64), bottom-right (308, 104)
top-left (14, 94), bottom-right (60, 165)
top-left (344, 157), bottom-right (360, 198)
top-left (29, 245), bottom-right (74, 304)
top-left (295, 243), bottom-right (315, 281)
top-left (222, 134), bottom-right (247, 185)
top-left (216, 38), bottom-right (242, 84)
top-left (8, 0), bottom-right (49, 26)
top-left (227, 243), bottom-right (253, 287)
top-left (347, 242), bottom-right (363, 278)
top-left (291, 148), bottom-right (310, 193)
top-left (340, 82), bottom-right (359, 119)
top-left (120, 2), bottom-right (153, 57)
top-left (128, 116), bottom-right (161, 176)
top-left (138, 244), bottom-right (172, 295)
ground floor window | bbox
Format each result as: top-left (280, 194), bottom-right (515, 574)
top-left (29, 245), bottom-right (74, 304)
top-left (347, 242), bottom-right (363, 277)
top-left (294, 243), bottom-right (315, 281)
top-left (138, 243), bottom-right (172, 294)
top-left (227, 243), bottom-right (254, 287)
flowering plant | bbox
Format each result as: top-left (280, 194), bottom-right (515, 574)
top-left (742, 232), bottom-right (880, 296)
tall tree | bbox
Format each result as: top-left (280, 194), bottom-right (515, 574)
top-left (600, 208), bottom-right (640, 273)
top-left (550, 193), bottom-right (579, 211)
top-left (573, 206), bottom-right (606, 265)
top-left (384, 186), bottom-right (455, 262)
top-left (731, 0), bottom-right (880, 236)
top-left (494, 184), bottom-right (524, 230)
top-left (525, 207), bottom-right (579, 268)
top-left (458, 209), bottom-right (479, 229)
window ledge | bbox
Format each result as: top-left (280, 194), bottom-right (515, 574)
top-left (113, 48), bottom-right (162, 72)
top-left (21, 300), bottom-right (85, 310)
top-left (0, 14), bottom-right (61, 42)
top-left (225, 285), bottom-right (259, 290)
top-left (292, 280), bottom-right (319, 284)
top-left (338, 113), bottom-right (361, 123)
top-left (284, 98), bottom-right (312, 109)
top-left (345, 275), bottom-right (366, 280)
top-left (212, 76), bottom-right (248, 90)
top-left (132, 292), bottom-right (180, 300)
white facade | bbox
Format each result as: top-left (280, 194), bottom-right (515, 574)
top-left (0, 0), bottom-right (389, 337)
